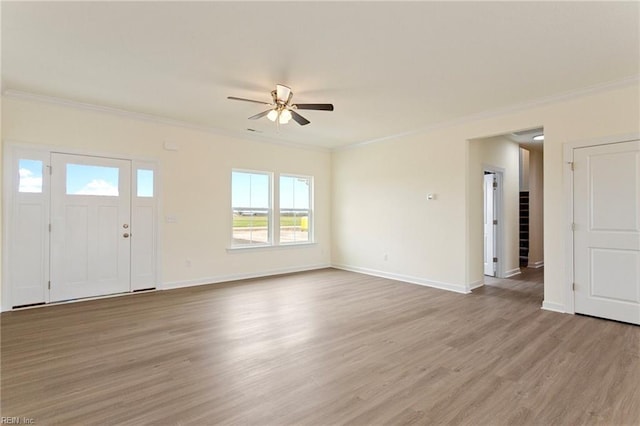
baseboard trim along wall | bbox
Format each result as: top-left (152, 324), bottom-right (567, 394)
top-left (468, 280), bottom-right (484, 291)
top-left (541, 300), bottom-right (566, 313)
top-left (161, 263), bottom-right (331, 290)
top-left (527, 261), bottom-right (544, 269)
top-left (504, 268), bottom-right (521, 278)
top-left (331, 264), bottom-right (470, 294)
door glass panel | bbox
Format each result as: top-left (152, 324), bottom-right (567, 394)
top-left (137, 169), bottom-right (154, 197)
top-left (66, 164), bottom-right (119, 196)
top-left (18, 159), bottom-right (43, 193)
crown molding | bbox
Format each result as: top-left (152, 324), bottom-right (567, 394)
top-left (1, 89), bottom-right (330, 153)
top-left (4, 73), bottom-right (638, 154)
top-left (338, 74), bottom-right (640, 151)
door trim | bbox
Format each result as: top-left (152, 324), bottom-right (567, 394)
top-left (2, 141), bottom-right (161, 311)
top-left (50, 153), bottom-right (132, 302)
top-left (562, 132), bottom-right (640, 315)
top-left (482, 165), bottom-right (505, 278)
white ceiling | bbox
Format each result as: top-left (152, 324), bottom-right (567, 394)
top-left (505, 127), bottom-right (544, 151)
top-left (2, 1), bottom-right (639, 149)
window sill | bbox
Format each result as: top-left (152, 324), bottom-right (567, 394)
top-left (226, 242), bottom-right (317, 253)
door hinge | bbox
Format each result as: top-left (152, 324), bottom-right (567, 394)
top-left (48, 281), bottom-right (51, 290)
top-left (48, 165), bottom-right (52, 175)
top-left (568, 162), bottom-right (574, 171)
top-left (571, 223), bottom-right (576, 231)
top-left (49, 223), bottom-right (52, 232)
top-left (572, 283), bottom-right (575, 291)
top-left (493, 181), bottom-right (498, 189)
top-left (493, 257), bottom-right (498, 263)
top-left (493, 219), bottom-right (498, 225)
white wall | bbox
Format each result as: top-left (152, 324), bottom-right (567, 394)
top-left (469, 135), bottom-right (521, 279)
top-left (332, 83), bottom-right (640, 309)
top-left (1, 96), bottom-right (332, 308)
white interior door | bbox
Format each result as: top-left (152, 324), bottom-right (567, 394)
top-left (50, 153), bottom-right (132, 301)
top-left (573, 140), bottom-right (640, 325)
top-left (484, 173), bottom-right (496, 276)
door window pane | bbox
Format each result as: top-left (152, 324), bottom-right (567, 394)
top-left (18, 159), bottom-right (43, 193)
top-left (137, 169), bottom-right (154, 197)
top-left (66, 164), bottom-right (119, 196)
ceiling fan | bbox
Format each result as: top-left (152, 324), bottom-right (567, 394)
top-left (227, 84), bottom-right (333, 127)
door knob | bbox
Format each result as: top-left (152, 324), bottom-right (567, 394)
top-left (123, 233), bottom-right (130, 238)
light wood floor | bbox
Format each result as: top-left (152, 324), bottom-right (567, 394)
top-left (1, 268), bottom-right (639, 425)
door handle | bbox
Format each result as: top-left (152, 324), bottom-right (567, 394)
top-left (123, 233), bottom-right (130, 238)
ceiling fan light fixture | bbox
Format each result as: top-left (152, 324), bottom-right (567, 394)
top-left (228, 84), bottom-right (333, 127)
top-left (267, 109), bottom-right (279, 122)
top-left (279, 109), bottom-right (292, 124)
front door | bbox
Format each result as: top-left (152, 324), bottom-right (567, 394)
top-left (573, 140), bottom-right (640, 325)
top-left (50, 153), bottom-right (132, 301)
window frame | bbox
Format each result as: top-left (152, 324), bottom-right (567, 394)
top-left (230, 169), bottom-right (274, 248)
top-left (278, 173), bottom-right (313, 245)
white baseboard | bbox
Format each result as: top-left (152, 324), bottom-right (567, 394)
top-left (468, 280), bottom-right (484, 291)
top-left (541, 300), bottom-right (566, 313)
top-left (331, 264), bottom-right (469, 294)
top-left (161, 263), bottom-right (331, 290)
top-left (504, 268), bottom-right (521, 278)
top-left (527, 261), bottom-right (544, 269)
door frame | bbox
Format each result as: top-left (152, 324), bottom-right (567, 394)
top-left (482, 166), bottom-right (505, 278)
top-left (562, 132), bottom-right (640, 315)
top-left (2, 141), bottom-right (161, 311)
top-left (49, 153), bottom-right (133, 302)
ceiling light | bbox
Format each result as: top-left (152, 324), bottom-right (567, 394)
top-left (267, 110), bottom-right (278, 122)
top-left (533, 134), bottom-right (544, 141)
top-left (279, 109), bottom-right (292, 124)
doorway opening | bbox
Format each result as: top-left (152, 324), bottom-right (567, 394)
top-left (3, 144), bottom-right (159, 310)
top-left (471, 127), bottom-right (545, 289)
top-left (514, 128), bottom-right (545, 270)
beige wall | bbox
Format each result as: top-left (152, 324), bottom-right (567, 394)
top-left (469, 135), bottom-right (521, 279)
top-left (0, 94), bottom-right (3, 308)
top-left (528, 147), bottom-right (544, 268)
top-left (333, 83), bottom-right (640, 309)
top-left (2, 82), bottom-right (638, 312)
top-left (520, 148), bottom-right (530, 191)
top-left (1, 96), bottom-right (332, 307)
top-left (332, 130), bottom-right (469, 292)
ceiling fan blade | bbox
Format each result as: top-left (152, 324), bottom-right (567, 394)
top-left (276, 84), bottom-right (291, 102)
top-left (294, 103), bottom-right (334, 111)
top-left (248, 109), bottom-right (273, 120)
top-left (291, 110), bottom-right (311, 126)
top-left (227, 96), bottom-right (271, 105)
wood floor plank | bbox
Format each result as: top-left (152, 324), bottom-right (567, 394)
top-left (1, 267), bottom-right (638, 425)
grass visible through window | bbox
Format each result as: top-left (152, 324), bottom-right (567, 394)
top-left (233, 216), bottom-right (307, 228)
